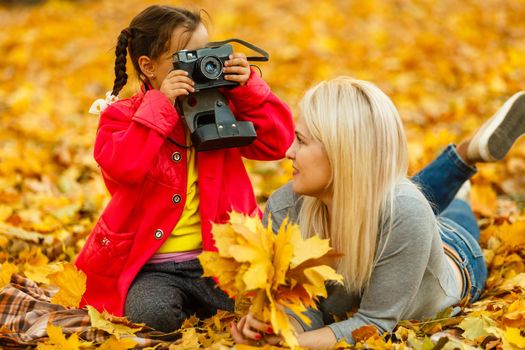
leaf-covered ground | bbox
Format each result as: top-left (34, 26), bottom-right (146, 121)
top-left (0, 0), bottom-right (525, 349)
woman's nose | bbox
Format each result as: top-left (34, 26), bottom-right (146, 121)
top-left (285, 142), bottom-right (295, 160)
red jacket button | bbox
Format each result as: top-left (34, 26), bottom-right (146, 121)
top-left (154, 229), bottom-right (164, 240)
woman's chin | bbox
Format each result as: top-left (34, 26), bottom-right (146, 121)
top-left (290, 180), bottom-right (302, 195)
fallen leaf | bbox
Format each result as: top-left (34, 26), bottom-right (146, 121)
top-left (49, 263), bottom-right (86, 308)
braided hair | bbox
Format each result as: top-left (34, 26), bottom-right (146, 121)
top-left (111, 29), bottom-right (130, 96)
top-left (111, 5), bottom-right (203, 96)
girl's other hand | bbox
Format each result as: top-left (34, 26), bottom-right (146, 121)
top-left (159, 70), bottom-right (195, 104)
top-left (223, 52), bottom-right (251, 86)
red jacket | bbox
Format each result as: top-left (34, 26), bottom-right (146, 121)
top-left (75, 71), bottom-right (294, 315)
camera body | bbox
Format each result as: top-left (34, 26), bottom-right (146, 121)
top-left (172, 41), bottom-right (257, 152)
top-left (173, 44), bottom-right (239, 91)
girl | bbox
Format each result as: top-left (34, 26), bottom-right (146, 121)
top-left (75, 5), bottom-right (294, 333)
top-left (231, 77), bottom-right (525, 348)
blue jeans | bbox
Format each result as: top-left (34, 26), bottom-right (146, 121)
top-left (412, 145), bottom-right (487, 302)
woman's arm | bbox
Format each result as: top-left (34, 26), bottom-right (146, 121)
top-left (297, 327), bottom-right (338, 349)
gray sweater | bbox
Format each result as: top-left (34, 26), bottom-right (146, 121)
top-left (263, 181), bottom-right (461, 343)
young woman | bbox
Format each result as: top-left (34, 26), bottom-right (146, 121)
top-left (231, 76), bottom-right (525, 348)
top-left (75, 5), bottom-right (293, 333)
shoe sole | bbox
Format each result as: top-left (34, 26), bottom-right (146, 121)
top-left (481, 92), bottom-right (525, 161)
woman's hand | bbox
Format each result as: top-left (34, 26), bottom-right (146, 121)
top-left (223, 52), bottom-right (251, 86)
top-left (159, 70), bottom-right (195, 104)
top-left (230, 314), bottom-right (282, 346)
top-left (231, 313), bottom-right (339, 349)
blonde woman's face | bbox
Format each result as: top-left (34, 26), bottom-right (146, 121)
top-left (286, 115), bottom-right (332, 202)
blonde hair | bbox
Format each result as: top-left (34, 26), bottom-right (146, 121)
top-left (298, 76), bottom-right (409, 294)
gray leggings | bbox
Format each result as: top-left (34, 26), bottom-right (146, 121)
top-left (124, 259), bottom-right (234, 332)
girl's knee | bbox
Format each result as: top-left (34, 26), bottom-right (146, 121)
top-left (125, 297), bottom-right (185, 332)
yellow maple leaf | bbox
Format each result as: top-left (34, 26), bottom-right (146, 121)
top-left (36, 323), bottom-right (92, 350)
top-left (0, 204), bottom-right (13, 222)
top-left (272, 218), bottom-right (295, 289)
top-left (290, 233), bottom-right (331, 268)
top-left (97, 335), bottom-right (137, 350)
top-left (87, 305), bottom-right (143, 338)
top-left (496, 220), bottom-right (525, 248)
top-left (228, 243), bottom-right (271, 290)
top-left (199, 252), bottom-right (248, 296)
top-left (169, 328), bottom-right (201, 350)
top-left (457, 314), bottom-right (495, 340)
top-left (504, 327), bottom-right (525, 348)
top-left (211, 222), bottom-right (238, 258)
top-left (18, 246), bottom-right (49, 266)
top-left (267, 292), bottom-right (299, 349)
top-left (0, 261), bottom-right (18, 290)
top-left (23, 262), bottom-right (63, 285)
top-left (500, 273), bottom-right (525, 291)
top-left (301, 266), bottom-right (343, 299)
top-left (502, 300), bottom-right (525, 329)
top-left (49, 263), bottom-right (86, 308)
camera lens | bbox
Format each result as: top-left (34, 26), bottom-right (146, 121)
top-left (205, 61), bottom-right (218, 74)
top-left (199, 56), bottom-right (223, 80)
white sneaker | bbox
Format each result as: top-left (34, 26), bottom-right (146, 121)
top-left (467, 91), bottom-right (525, 162)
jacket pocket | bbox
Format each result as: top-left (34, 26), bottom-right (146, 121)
top-left (84, 217), bottom-right (135, 278)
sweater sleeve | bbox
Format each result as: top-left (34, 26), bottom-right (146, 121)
top-left (221, 69), bottom-right (294, 161)
top-left (263, 182), bottom-right (301, 232)
top-left (328, 193), bottom-right (438, 344)
top-left (94, 90), bottom-right (180, 185)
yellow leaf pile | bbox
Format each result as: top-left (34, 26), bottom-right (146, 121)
top-left (199, 213), bottom-right (343, 348)
top-left (1, 0), bottom-right (525, 348)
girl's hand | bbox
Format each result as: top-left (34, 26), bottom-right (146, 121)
top-left (223, 52), bottom-right (251, 86)
top-left (230, 314), bottom-right (282, 346)
top-left (159, 70), bottom-right (195, 104)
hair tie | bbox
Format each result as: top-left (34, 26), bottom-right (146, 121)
top-left (121, 27), bottom-right (132, 39)
top-left (89, 91), bottom-right (119, 115)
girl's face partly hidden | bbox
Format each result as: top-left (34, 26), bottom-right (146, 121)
top-left (149, 23), bottom-right (209, 89)
top-left (286, 115), bottom-right (332, 203)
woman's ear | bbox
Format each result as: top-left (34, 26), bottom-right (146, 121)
top-left (138, 55), bottom-right (156, 79)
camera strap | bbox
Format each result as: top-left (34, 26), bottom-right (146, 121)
top-left (206, 38), bottom-right (270, 61)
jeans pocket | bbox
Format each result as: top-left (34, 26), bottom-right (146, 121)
top-left (451, 225), bottom-right (484, 259)
top-left (84, 217), bottom-right (135, 278)
top-left (440, 220), bottom-right (483, 259)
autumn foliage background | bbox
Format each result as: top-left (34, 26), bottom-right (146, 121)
top-left (1, 0), bottom-right (525, 349)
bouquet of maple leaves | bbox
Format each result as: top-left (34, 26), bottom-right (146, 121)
top-left (199, 212), bottom-right (343, 348)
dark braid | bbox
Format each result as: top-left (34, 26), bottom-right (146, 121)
top-left (112, 31), bottom-right (129, 96)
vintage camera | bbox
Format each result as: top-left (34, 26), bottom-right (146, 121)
top-left (173, 44), bottom-right (238, 91)
top-left (173, 42), bottom-right (264, 152)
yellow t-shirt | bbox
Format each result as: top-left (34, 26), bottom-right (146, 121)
top-left (157, 137), bottom-right (202, 253)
